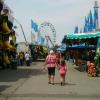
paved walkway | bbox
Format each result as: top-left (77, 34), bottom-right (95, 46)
top-left (0, 61), bottom-right (100, 100)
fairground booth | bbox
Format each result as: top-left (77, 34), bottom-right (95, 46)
top-left (29, 43), bottom-right (49, 61)
top-left (62, 32), bottom-right (100, 73)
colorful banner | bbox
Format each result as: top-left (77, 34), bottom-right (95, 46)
top-left (31, 20), bottom-right (39, 43)
top-left (31, 20), bottom-right (38, 32)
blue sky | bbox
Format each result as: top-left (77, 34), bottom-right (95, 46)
top-left (5, 0), bottom-right (100, 44)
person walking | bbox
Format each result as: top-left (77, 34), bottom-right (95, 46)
top-left (18, 51), bottom-right (24, 66)
top-left (25, 52), bottom-right (30, 66)
top-left (58, 60), bottom-right (68, 86)
top-left (44, 50), bottom-right (57, 85)
top-left (55, 51), bottom-right (61, 65)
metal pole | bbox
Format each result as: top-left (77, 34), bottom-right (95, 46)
top-left (14, 17), bottom-right (27, 44)
top-left (94, 1), bottom-right (99, 29)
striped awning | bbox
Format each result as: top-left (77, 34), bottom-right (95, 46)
top-left (65, 32), bottom-right (100, 39)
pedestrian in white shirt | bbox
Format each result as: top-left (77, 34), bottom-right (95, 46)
top-left (25, 52), bottom-right (30, 66)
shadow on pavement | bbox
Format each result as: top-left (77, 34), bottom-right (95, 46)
top-left (33, 59), bottom-right (45, 62)
top-left (0, 85), bottom-right (10, 93)
top-left (74, 67), bottom-right (83, 72)
top-left (0, 67), bottom-right (46, 82)
top-left (66, 82), bottom-right (77, 86)
top-left (54, 82), bottom-right (77, 86)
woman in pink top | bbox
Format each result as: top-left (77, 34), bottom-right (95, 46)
top-left (58, 60), bottom-right (68, 86)
top-left (44, 50), bottom-right (57, 85)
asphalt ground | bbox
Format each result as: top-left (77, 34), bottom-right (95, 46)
top-left (0, 60), bottom-right (100, 100)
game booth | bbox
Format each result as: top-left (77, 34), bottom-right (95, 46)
top-left (29, 43), bottom-right (49, 61)
top-left (62, 32), bottom-right (100, 76)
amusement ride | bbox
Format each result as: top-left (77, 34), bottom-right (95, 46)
top-left (39, 22), bottom-right (56, 48)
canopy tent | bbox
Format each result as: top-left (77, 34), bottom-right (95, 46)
top-left (64, 32), bottom-right (100, 40)
top-left (62, 32), bottom-right (100, 50)
top-left (56, 43), bottom-right (66, 52)
top-left (56, 47), bottom-right (66, 52)
top-left (66, 45), bottom-right (96, 50)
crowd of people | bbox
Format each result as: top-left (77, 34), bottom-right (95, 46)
top-left (10, 49), bottom-right (68, 86)
top-left (10, 48), bottom-right (99, 85)
top-left (15, 51), bottom-right (31, 66)
top-left (43, 49), bottom-right (99, 86)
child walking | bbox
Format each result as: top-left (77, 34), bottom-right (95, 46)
top-left (58, 60), bottom-right (68, 86)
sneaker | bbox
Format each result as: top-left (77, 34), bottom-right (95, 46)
top-left (48, 82), bottom-right (51, 84)
top-left (51, 83), bottom-right (54, 85)
top-left (61, 82), bottom-right (63, 86)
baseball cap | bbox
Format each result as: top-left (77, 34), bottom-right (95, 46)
top-left (50, 50), bottom-right (54, 54)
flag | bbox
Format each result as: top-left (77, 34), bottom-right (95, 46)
top-left (93, 18), bottom-right (96, 29)
top-left (74, 26), bottom-right (78, 33)
top-left (83, 25), bottom-right (86, 33)
top-left (84, 16), bottom-right (89, 33)
top-left (37, 36), bottom-right (45, 44)
top-left (31, 32), bottom-right (36, 42)
top-left (83, 17), bottom-right (87, 33)
top-left (93, 8), bottom-right (98, 29)
top-left (80, 28), bottom-right (82, 33)
top-left (31, 20), bottom-right (38, 32)
top-left (88, 10), bottom-right (93, 32)
top-left (94, 8), bottom-right (98, 20)
top-left (31, 20), bottom-right (39, 43)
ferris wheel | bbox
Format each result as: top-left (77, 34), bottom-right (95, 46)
top-left (39, 22), bottom-right (56, 47)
